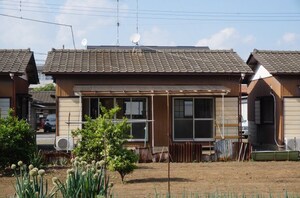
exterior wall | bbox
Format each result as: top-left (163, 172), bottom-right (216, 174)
top-left (248, 76), bottom-right (282, 145)
top-left (0, 76), bottom-right (13, 97)
top-left (55, 75), bottom-right (241, 97)
top-left (15, 77), bottom-right (29, 94)
top-left (57, 97), bottom-right (81, 137)
top-left (53, 74), bottom-right (241, 147)
top-left (0, 76), bottom-right (29, 118)
top-left (153, 96), bottom-right (168, 146)
top-left (215, 97), bottom-right (238, 139)
top-left (283, 98), bottom-right (300, 139)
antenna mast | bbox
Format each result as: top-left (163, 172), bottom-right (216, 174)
top-left (136, 0), bottom-right (139, 34)
top-left (116, 0), bottom-right (120, 45)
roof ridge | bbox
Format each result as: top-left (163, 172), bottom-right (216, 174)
top-left (253, 49), bottom-right (300, 54)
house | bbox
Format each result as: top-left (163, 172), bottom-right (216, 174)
top-left (43, 46), bottom-right (252, 159)
top-left (247, 50), bottom-right (300, 150)
top-left (29, 90), bottom-right (56, 131)
top-left (0, 49), bottom-right (39, 119)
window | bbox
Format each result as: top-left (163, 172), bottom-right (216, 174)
top-left (173, 98), bottom-right (214, 140)
top-left (261, 97), bottom-right (274, 124)
top-left (82, 97), bottom-right (147, 140)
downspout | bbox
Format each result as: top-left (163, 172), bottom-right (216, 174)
top-left (270, 91), bottom-right (285, 148)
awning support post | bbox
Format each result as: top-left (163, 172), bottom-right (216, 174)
top-left (151, 94), bottom-right (155, 150)
top-left (222, 93), bottom-right (225, 139)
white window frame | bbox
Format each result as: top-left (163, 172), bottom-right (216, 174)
top-left (173, 97), bottom-right (215, 142)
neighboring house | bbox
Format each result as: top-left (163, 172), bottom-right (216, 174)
top-left (247, 50), bottom-right (300, 150)
top-left (30, 65), bottom-right (54, 88)
top-left (44, 46), bottom-right (252, 158)
top-left (29, 91), bottom-right (56, 131)
top-left (0, 49), bottom-right (39, 119)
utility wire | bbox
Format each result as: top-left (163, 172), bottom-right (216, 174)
top-left (2, 0), bottom-right (300, 16)
top-left (1, 7), bottom-right (300, 22)
top-left (0, 13), bottom-right (76, 49)
top-left (1, 1), bottom-right (300, 18)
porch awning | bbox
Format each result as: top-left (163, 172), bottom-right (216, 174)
top-left (73, 85), bottom-right (230, 96)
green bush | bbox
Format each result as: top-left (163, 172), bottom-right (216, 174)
top-left (72, 105), bottom-right (139, 182)
top-left (0, 109), bottom-right (36, 170)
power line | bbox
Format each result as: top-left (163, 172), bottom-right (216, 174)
top-left (2, 0), bottom-right (300, 16)
top-left (0, 13), bottom-right (76, 49)
top-left (1, 1), bottom-right (300, 20)
top-left (1, 7), bottom-right (300, 22)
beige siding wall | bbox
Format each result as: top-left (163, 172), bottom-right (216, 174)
top-left (284, 98), bottom-right (300, 139)
top-left (0, 98), bottom-right (10, 118)
top-left (58, 97), bottom-right (81, 136)
top-left (215, 97), bottom-right (238, 138)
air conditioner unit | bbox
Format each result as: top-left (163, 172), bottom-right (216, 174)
top-left (285, 137), bottom-right (300, 151)
top-left (56, 136), bottom-right (74, 151)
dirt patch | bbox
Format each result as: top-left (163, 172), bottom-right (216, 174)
top-left (1, 162), bottom-right (300, 197)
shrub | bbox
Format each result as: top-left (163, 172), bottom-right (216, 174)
top-left (72, 105), bottom-right (139, 182)
top-left (0, 109), bottom-right (36, 170)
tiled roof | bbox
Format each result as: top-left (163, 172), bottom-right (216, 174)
top-left (0, 49), bottom-right (39, 83)
top-left (44, 47), bottom-right (252, 74)
top-left (30, 91), bottom-right (56, 104)
top-left (248, 50), bottom-right (300, 74)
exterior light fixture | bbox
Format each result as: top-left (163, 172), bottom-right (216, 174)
top-left (9, 73), bottom-right (14, 79)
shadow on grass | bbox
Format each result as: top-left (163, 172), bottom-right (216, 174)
top-left (127, 177), bottom-right (192, 183)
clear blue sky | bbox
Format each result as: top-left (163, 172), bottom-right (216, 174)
top-left (0, 0), bottom-right (299, 63)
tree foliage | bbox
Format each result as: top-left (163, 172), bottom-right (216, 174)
top-left (32, 83), bottom-right (55, 92)
top-left (0, 109), bottom-right (36, 170)
top-left (72, 105), bottom-right (139, 182)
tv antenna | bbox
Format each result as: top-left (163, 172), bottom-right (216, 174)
top-left (81, 38), bottom-right (88, 48)
top-left (130, 0), bottom-right (140, 45)
top-left (130, 33), bottom-right (141, 45)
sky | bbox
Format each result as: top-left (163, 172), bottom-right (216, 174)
top-left (0, 0), bottom-right (300, 64)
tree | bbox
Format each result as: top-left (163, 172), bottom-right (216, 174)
top-left (72, 105), bottom-right (139, 182)
top-left (0, 109), bottom-right (36, 170)
top-left (32, 83), bottom-right (55, 92)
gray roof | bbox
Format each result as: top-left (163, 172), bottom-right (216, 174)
top-left (30, 91), bottom-right (55, 104)
top-left (0, 49), bottom-right (39, 84)
top-left (247, 50), bottom-right (300, 74)
top-left (44, 47), bottom-right (252, 74)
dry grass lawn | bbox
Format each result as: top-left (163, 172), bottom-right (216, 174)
top-left (1, 161), bottom-right (300, 197)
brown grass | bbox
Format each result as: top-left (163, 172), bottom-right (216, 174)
top-left (1, 161), bottom-right (300, 197)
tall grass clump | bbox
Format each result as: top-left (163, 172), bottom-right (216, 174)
top-left (53, 157), bottom-right (112, 198)
top-left (11, 161), bottom-right (57, 198)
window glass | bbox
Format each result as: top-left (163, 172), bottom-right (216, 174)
top-left (82, 97), bottom-right (147, 140)
top-left (174, 99), bottom-right (193, 118)
top-left (99, 98), bottom-right (114, 112)
top-left (195, 120), bottom-right (213, 138)
top-left (116, 98), bottom-right (131, 119)
top-left (261, 97), bottom-right (274, 124)
top-left (195, 99), bottom-right (213, 118)
top-left (174, 98), bottom-right (214, 140)
top-left (90, 98), bottom-right (99, 119)
top-left (174, 120), bottom-right (193, 139)
top-left (132, 98), bottom-right (146, 119)
top-left (132, 123), bottom-right (146, 139)
top-left (82, 98), bottom-right (90, 120)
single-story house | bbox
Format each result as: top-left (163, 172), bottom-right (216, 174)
top-left (29, 90), bottom-right (56, 131)
top-left (247, 50), bottom-right (300, 150)
top-left (0, 49), bottom-right (39, 119)
top-left (44, 46), bottom-right (252, 159)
